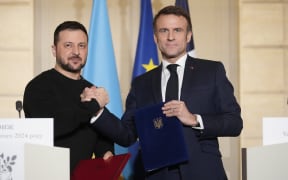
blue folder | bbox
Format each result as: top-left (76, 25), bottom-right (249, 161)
top-left (134, 102), bottom-right (189, 171)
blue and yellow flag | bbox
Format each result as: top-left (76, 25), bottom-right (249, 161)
top-left (82, 0), bottom-right (130, 178)
top-left (129, 0), bottom-right (159, 179)
top-left (132, 0), bottom-right (159, 79)
top-left (175, 0), bottom-right (196, 57)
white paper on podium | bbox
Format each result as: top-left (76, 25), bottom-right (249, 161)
top-left (263, 117), bottom-right (288, 145)
top-left (0, 118), bottom-right (53, 146)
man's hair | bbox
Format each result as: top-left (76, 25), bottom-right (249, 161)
top-left (153, 5), bottom-right (192, 32)
top-left (53, 21), bottom-right (88, 45)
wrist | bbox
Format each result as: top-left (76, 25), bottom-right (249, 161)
top-left (191, 114), bottom-right (200, 127)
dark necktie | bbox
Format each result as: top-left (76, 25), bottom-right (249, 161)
top-left (165, 64), bottom-right (179, 101)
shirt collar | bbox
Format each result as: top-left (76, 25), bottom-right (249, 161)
top-left (162, 54), bottom-right (187, 70)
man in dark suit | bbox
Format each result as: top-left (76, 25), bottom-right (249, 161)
top-left (93, 5), bottom-right (243, 180)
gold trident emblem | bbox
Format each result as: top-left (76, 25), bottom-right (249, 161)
top-left (153, 117), bottom-right (163, 129)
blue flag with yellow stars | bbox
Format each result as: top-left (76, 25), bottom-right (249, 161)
top-left (132, 0), bottom-right (159, 79)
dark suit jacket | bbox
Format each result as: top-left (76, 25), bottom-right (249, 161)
top-left (94, 56), bottom-right (243, 180)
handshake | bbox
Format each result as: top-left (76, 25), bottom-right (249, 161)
top-left (80, 86), bottom-right (109, 109)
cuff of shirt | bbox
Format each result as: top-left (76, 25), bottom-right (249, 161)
top-left (90, 108), bottom-right (104, 124)
top-left (192, 114), bottom-right (204, 130)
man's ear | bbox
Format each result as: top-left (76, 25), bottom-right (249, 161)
top-left (187, 31), bottom-right (192, 43)
top-left (51, 45), bottom-right (56, 57)
top-left (153, 34), bottom-right (158, 44)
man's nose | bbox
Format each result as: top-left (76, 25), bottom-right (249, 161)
top-left (168, 31), bottom-right (175, 41)
top-left (72, 46), bottom-right (80, 55)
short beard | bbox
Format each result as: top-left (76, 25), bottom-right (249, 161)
top-left (56, 56), bottom-right (85, 73)
top-left (60, 63), bottom-right (84, 73)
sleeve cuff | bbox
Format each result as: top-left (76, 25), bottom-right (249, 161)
top-left (192, 114), bottom-right (204, 130)
top-left (90, 108), bottom-right (104, 124)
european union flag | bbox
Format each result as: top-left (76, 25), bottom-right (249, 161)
top-left (82, 0), bottom-right (130, 179)
top-left (129, 0), bottom-right (159, 179)
top-left (132, 0), bottom-right (159, 79)
top-left (175, 0), bottom-right (196, 57)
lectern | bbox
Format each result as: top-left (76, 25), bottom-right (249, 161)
top-left (242, 117), bottom-right (288, 180)
top-left (242, 143), bottom-right (288, 180)
top-left (0, 118), bottom-right (69, 180)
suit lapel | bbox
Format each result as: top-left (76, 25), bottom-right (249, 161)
top-left (152, 64), bottom-right (163, 102)
top-left (181, 56), bottom-right (196, 100)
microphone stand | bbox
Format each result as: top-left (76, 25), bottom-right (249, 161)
top-left (16, 100), bottom-right (23, 118)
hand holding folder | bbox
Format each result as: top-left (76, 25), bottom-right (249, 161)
top-left (135, 102), bottom-right (189, 171)
top-left (71, 153), bottom-right (130, 180)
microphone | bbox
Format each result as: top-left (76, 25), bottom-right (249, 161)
top-left (16, 100), bottom-right (23, 118)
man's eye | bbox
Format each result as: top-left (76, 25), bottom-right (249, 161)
top-left (174, 28), bottom-right (183, 32)
top-left (64, 43), bottom-right (72, 48)
top-left (79, 44), bottom-right (86, 49)
top-left (159, 29), bottom-right (168, 33)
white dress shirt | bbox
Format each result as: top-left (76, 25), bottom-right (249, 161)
top-left (161, 54), bottom-right (204, 129)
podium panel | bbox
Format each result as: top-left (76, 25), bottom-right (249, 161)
top-left (0, 142), bottom-right (69, 180)
top-left (242, 143), bottom-right (288, 180)
top-left (0, 118), bottom-right (69, 180)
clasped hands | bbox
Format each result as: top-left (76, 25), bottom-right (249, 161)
top-left (162, 100), bottom-right (198, 127)
top-left (80, 86), bottom-right (109, 108)
top-left (80, 87), bottom-right (114, 159)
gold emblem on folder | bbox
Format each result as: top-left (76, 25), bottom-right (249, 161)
top-left (153, 117), bottom-right (163, 129)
